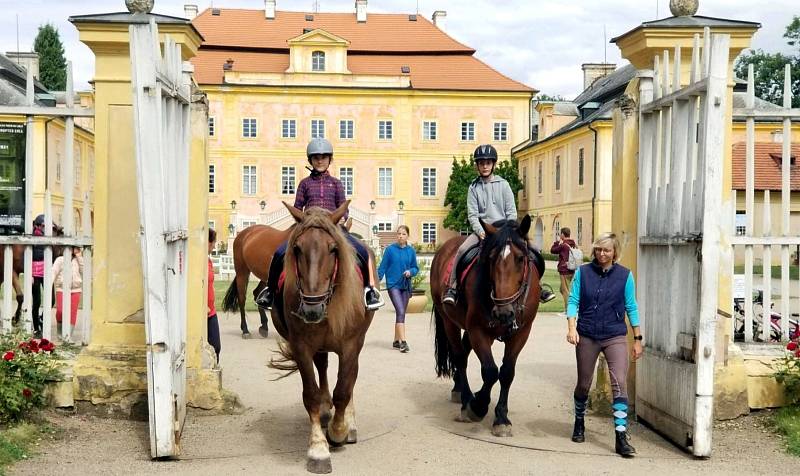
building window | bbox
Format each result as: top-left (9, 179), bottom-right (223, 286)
top-left (537, 160), bottom-right (543, 194)
top-left (208, 164), bottom-right (216, 193)
top-left (242, 165), bottom-right (257, 195)
top-left (311, 119), bottom-right (325, 139)
top-left (241, 220), bottom-right (257, 229)
top-left (577, 217), bottom-right (583, 244)
top-left (378, 120), bottom-right (393, 140)
top-left (282, 119), bottom-right (296, 139)
top-left (522, 166), bottom-right (527, 199)
top-left (553, 219), bottom-right (560, 241)
top-left (209, 220), bottom-right (215, 230)
top-left (422, 168), bottom-right (437, 197)
top-left (578, 148), bottom-right (585, 186)
top-left (242, 118), bottom-right (257, 138)
top-left (339, 120), bottom-right (354, 139)
top-left (494, 122), bottom-right (508, 141)
top-left (378, 167), bottom-right (393, 196)
top-left (339, 167), bottom-right (354, 196)
top-left (423, 121), bottom-right (437, 140)
top-left (208, 116), bottom-right (216, 137)
top-left (281, 166), bottom-right (296, 195)
top-left (311, 51), bottom-right (325, 72)
top-left (555, 156), bottom-right (561, 191)
top-left (735, 212), bottom-right (747, 236)
top-left (461, 121), bottom-right (475, 141)
top-left (376, 222), bottom-right (393, 232)
top-left (422, 222), bottom-right (437, 244)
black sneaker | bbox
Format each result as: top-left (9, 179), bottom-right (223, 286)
top-left (392, 340), bottom-right (401, 350)
top-left (399, 341), bottom-right (410, 353)
top-left (365, 287), bottom-right (385, 310)
top-left (255, 287), bottom-right (274, 309)
top-left (442, 287), bottom-right (457, 305)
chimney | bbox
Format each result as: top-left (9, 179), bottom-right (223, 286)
top-left (265, 0), bottom-right (276, 20)
top-left (432, 10), bottom-right (447, 31)
top-left (5, 52), bottom-right (39, 80)
top-left (581, 63), bottom-right (616, 90)
top-left (184, 4), bottom-right (198, 19)
top-left (355, 0), bottom-right (367, 23)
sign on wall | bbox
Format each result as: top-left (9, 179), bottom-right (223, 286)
top-left (0, 122), bottom-right (26, 234)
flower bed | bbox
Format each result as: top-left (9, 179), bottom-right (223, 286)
top-left (0, 333), bottom-right (62, 423)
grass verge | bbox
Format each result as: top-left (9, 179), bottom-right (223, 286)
top-left (0, 420), bottom-right (57, 476)
top-left (772, 405), bottom-right (800, 456)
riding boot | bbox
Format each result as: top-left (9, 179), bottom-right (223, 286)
top-left (615, 431), bottom-right (636, 457)
top-left (612, 398), bottom-right (635, 457)
top-left (571, 418), bottom-right (585, 443)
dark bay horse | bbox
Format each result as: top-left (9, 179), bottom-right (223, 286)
top-left (430, 215), bottom-right (540, 437)
top-left (269, 201), bottom-right (373, 474)
top-left (221, 224), bottom-right (290, 338)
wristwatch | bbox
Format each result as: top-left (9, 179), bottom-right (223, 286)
top-left (633, 335), bottom-right (643, 341)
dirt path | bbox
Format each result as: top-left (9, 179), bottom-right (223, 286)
top-left (12, 308), bottom-right (796, 475)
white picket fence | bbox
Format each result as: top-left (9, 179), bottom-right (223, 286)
top-left (0, 64), bottom-right (94, 344)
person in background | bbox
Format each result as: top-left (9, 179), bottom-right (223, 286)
top-left (31, 214), bottom-right (46, 338)
top-left (378, 225), bottom-right (419, 353)
top-left (207, 228), bottom-right (221, 365)
top-left (551, 227), bottom-right (578, 315)
top-left (52, 247), bottom-right (84, 337)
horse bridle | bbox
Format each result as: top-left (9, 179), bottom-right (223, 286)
top-left (291, 228), bottom-right (340, 314)
top-left (488, 240), bottom-right (535, 333)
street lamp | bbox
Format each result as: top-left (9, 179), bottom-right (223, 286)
top-left (372, 225), bottom-right (378, 235)
top-left (369, 200), bottom-right (376, 210)
top-left (259, 200), bottom-right (266, 210)
top-left (230, 200), bottom-right (237, 210)
top-left (228, 223), bottom-right (235, 235)
top-left (398, 200), bottom-right (404, 211)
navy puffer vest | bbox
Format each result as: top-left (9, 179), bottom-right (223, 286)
top-left (577, 261), bottom-right (630, 341)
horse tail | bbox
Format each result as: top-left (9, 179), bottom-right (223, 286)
top-left (222, 280), bottom-right (240, 313)
top-left (268, 339), bottom-right (299, 379)
top-left (433, 306), bottom-right (454, 379)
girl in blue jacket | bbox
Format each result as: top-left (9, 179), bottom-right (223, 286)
top-left (565, 232), bottom-right (643, 457)
top-left (378, 225), bottom-right (418, 353)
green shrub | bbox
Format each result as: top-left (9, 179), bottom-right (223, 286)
top-left (775, 340), bottom-right (800, 405)
top-left (0, 333), bottom-right (62, 423)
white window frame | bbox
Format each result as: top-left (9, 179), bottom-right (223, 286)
top-left (281, 119), bottom-right (297, 139)
top-left (339, 119), bottom-right (354, 140)
top-left (378, 120), bottom-right (393, 140)
top-left (208, 116), bottom-right (216, 137)
top-left (241, 220), bottom-right (257, 229)
top-left (493, 121), bottom-right (508, 142)
top-left (281, 166), bottom-right (296, 195)
top-left (311, 50), bottom-right (326, 72)
top-left (242, 165), bottom-right (257, 195)
top-left (208, 164), bottom-right (216, 193)
top-left (422, 222), bottom-right (437, 244)
top-left (735, 211), bottom-right (747, 236)
top-left (378, 167), bottom-right (393, 196)
top-left (461, 121), bottom-right (475, 141)
top-left (553, 219), bottom-right (561, 241)
top-left (422, 167), bottom-right (437, 197)
top-left (242, 118), bottom-right (257, 138)
top-left (311, 119), bottom-right (326, 139)
top-left (423, 120), bottom-right (437, 141)
top-left (338, 166), bottom-right (354, 196)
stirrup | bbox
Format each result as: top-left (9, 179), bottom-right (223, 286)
top-left (364, 287), bottom-right (385, 310)
top-left (255, 287), bottom-right (273, 309)
top-left (442, 287), bottom-right (457, 305)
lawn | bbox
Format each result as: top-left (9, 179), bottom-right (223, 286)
top-left (733, 265), bottom-right (799, 280)
top-left (772, 405), bottom-right (800, 456)
top-left (0, 421), bottom-right (56, 475)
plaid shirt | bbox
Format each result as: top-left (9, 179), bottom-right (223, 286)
top-left (294, 171), bottom-right (348, 220)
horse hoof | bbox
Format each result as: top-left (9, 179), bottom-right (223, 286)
top-left (466, 404), bottom-right (484, 422)
top-left (326, 427), bottom-right (346, 447)
top-left (241, 332), bottom-right (251, 340)
top-left (306, 457), bottom-right (332, 474)
top-left (492, 424), bottom-right (513, 437)
top-left (450, 391), bottom-right (461, 403)
top-left (346, 429), bottom-right (357, 444)
top-left (455, 408), bottom-right (472, 423)
top-left (259, 326), bottom-right (269, 338)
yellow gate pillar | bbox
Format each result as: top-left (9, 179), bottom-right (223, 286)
top-left (69, 11), bottom-right (223, 416)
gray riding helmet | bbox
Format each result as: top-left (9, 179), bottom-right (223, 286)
top-left (306, 138), bottom-right (334, 160)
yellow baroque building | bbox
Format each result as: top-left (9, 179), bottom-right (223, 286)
top-left (188, 4), bottom-right (534, 248)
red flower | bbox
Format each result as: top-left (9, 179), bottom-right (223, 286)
top-left (39, 338), bottom-right (51, 347)
top-left (22, 388), bottom-right (32, 399)
top-left (788, 342), bottom-right (799, 351)
top-left (41, 341), bottom-right (55, 353)
top-left (27, 340), bottom-right (39, 353)
top-left (795, 349), bottom-right (800, 358)
top-left (2, 351), bottom-right (13, 361)
top-left (17, 342), bottom-right (29, 352)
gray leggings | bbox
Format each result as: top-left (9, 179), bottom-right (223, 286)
top-left (574, 335), bottom-right (629, 401)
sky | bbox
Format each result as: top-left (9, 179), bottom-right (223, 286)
top-left (0, 0), bottom-right (797, 98)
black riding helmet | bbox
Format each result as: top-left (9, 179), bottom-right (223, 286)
top-left (473, 144), bottom-right (498, 162)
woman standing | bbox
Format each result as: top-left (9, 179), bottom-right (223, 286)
top-left (377, 225), bottom-right (418, 353)
top-left (207, 228), bottom-right (221, 365)
top-left (565, 232), bottom-right (643, 458)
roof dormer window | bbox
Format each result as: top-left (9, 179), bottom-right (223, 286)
top-left (312, 51), bottom-right (326, 72)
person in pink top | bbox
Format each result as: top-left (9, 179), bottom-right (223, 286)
top-left (207, 228), bottom-right (220, 364)
top-left (52, 247), bottom-right (84, 335)
top-left (31, 215), bottom-right (46, 338)
top-left (551, 227), bottom-right (578, 314)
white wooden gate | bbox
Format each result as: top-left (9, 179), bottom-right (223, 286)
top-left (130, 20), bottom-right (191, 458)
top-left (635, 30), bottom-right (729, 457)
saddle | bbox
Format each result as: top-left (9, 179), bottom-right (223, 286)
top-left (443, 244), bottom-right (481, 289)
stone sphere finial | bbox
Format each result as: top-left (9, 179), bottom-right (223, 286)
top-left (125, 0), bottom-right (155, 14)
top-left (670, 0), bottom-right (699, 16)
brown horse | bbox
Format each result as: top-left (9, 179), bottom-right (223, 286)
top-left (221, 224), bottom-right (290, 338)
top-left (430, 215), bottom-right (540, 437)
top-left (269, 201), bottom-right (373, 474)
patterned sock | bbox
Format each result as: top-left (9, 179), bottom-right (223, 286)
top-left (612, 397), bottom-right (628, 432)
top-left (574, 394), bottom-right (588, 420)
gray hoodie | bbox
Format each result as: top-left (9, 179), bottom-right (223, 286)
top-left (467, 174), bottom-right (517, 236)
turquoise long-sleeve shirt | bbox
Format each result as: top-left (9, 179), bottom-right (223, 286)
top-left (566, 266), bottom-right (640, 327)
top-left (377, 243), bottom-right (419, 291)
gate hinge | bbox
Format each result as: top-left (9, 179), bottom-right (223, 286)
top-left (164, 230), bottom-right (188, 242)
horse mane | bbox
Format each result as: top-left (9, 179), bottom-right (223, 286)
top-left (475, 219), bottom-right (528, 298)
top-left (284, 207), bottom-right (363, 339)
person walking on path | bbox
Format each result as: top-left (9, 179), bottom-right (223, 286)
top-left (31, 214), bottom-right (46, 338)
top-left (551, 227), bottom-right (578, 314)
top-left (377, 225), bottom-right (418, 353)
top-left (565, 232), bottom-right (643, 458)
top-left (52, 247), bottom-right (84, 336)
top-left (207, 228), bottom-right (221, 365)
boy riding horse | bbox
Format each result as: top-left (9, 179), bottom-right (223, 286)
top-left (442, 144), bottom-right (555, 305)
top-left (256, 138), bottom-right (384, 310)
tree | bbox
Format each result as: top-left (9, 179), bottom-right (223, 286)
top-left (734, 16), bottom-right (800, 108)
top-left (442, 157), bottom-right (524, 233)
top-left (33, 23), bottom-right (67, 91)
top-left (534, 93), bottom-right (567, 102)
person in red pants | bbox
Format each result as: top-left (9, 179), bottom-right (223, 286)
top-left (52, 247), bottom-right (84, 336)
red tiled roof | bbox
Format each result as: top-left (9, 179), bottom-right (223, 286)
top-left (732, 141), bottom-right (800, 191)
top-left (189, 8), bottom-right (533, 92)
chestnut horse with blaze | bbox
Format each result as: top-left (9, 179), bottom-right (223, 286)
top-left (430, 215), bottom-right (540, 437)
top-left (269, 201), bottom-right (374, 474)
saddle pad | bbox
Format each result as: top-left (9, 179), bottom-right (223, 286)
top-left (443, 245), bottom-right (480, 288)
